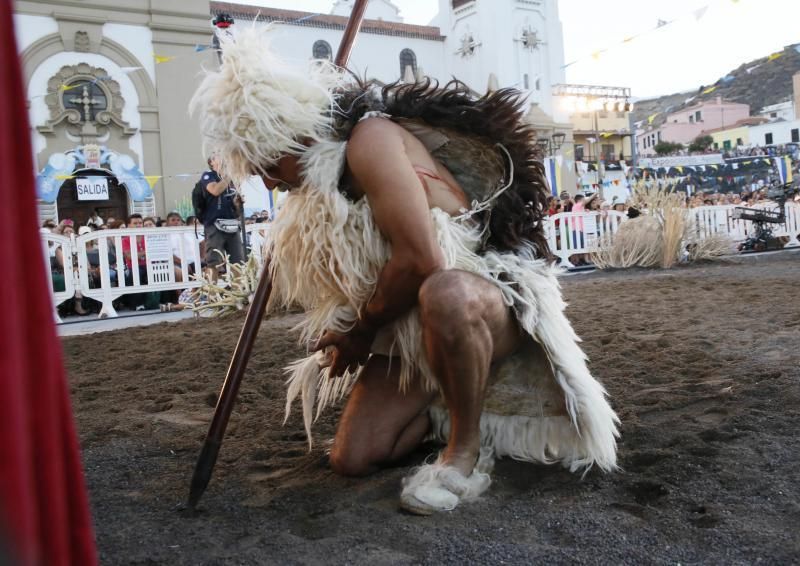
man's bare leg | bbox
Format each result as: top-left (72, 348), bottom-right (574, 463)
top-left (330, 355), bottom-right (436, 476)
top-left (418, 270), bottom-right (521, 476)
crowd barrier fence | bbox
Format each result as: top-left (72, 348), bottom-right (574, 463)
top-left (43, 205), bottom-right (799, 320)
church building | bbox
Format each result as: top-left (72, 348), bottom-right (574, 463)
top-left (16, 0), bottom-right (573, 224)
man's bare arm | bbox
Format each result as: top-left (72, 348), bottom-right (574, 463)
top-left (346, 118), bottom-right (446, 332)
top-left (205, 178), bottom-right (230, 196)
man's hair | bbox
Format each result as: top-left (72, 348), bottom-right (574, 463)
top-left (574, 194), bottom-right (585, 202)
top-left (128, 213), bottom-right (143, 222)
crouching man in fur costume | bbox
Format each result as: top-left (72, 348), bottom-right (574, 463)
top-left (190, 27), bottom-right (619, 515)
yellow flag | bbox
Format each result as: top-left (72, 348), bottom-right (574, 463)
top-left (600, 132), bottom-right (613, 138)
top-left (702, 86), bottom-right (717, 95)
top-left (676, 166), bottom-right (684, 174)
top-left (647, 113), bottom-right (658, 124)
top-left (54, 174), bottom-right (74, 180)
top-left (591, 50), bottom-right (603, 60)
top-left (768, 52), bottom-right (783, 61)
top-left (154, 55), bottom-right (175, 64)
top-left (59, 84), bottom-right (80, 92)
top-left (144, 175), bottom-right (162, 188)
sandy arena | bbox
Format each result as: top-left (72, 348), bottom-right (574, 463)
top-left (62, 252), bottom-right (800, 565)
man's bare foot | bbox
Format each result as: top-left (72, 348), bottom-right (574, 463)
top-left (399, 448), bottom-right (494, 515)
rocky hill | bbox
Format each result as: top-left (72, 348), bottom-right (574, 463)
top-left (632, 43), bottom-right (800, 127)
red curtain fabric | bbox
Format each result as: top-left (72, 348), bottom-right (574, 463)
top-left (0, 5), bottom-right (97, 565)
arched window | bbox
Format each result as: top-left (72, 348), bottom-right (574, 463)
top-left (312, 40), bottom-right (332, 61)
top-left (399, 48), bottom-right (417, 78)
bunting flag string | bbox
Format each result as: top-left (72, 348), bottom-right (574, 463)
top-left (29, 66), bottom-right (144, 100)
top-left (561, 0), bottom-right (746, 69)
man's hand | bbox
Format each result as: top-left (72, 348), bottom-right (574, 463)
top-left (313, 323), bottom-right (376, 377)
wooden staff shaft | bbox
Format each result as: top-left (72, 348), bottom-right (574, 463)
top-left (187, 0), bottom-right (371, 510)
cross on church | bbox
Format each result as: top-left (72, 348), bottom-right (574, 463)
top-left (69, 85), bottom-right (102, 122)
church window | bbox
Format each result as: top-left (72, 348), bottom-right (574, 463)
top-left (62, 80), bottom-right (107, 123)
top-left (399, 48), bottom-right (417, 77)
top-left (312, 40), bottom-right (332, 61)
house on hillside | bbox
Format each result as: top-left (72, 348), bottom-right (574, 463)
top-left (636, 97), bottom-right (750, 156)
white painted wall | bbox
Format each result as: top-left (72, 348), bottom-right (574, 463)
top-left (331, 0), bottom-right (402, 22)
top-left (27, 52), bottom-right (144, 169)
top-left (102, 23), bottom-right (156, 86)
top-left (259, 21), bottom-right (446, 85)
top-left (14, 13), bottom-right (59, 53)
top-left (748, 119), bottom-right (800, 146)
top-left (439, 0), bottom-right (563, 117)
top-left (758, 100), bottom-right (795, 122)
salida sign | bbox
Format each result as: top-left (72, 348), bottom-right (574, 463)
top-left (76, 177), bottom-right (109, 201)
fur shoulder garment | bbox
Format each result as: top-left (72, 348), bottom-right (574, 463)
top-left (268, 140), bottom-right (619, 474)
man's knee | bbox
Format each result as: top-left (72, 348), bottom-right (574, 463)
top-left (329, 440), bottom-right (375, 477)
top-left (419, 271), bottom-right (485, 337)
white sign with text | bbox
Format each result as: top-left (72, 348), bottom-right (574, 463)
top-left (144, 233), bottom-right (174, 284)
top-left (76, 177), bottom-right (109, 201)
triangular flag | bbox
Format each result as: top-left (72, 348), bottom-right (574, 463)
top-left (694, 6), bottom-right (709, 20)
top-left (768, 52), bottom-right (783, 61)
top-left (702, 86), bottom-right (717, 95)
top-left (623, 35), bottom-right (638, 43)
top-left (746, 64), bottom-right (761, 74)
top-left (54, 174), bottom-right (74, 180)
top-left (153, 54), bottom-right (175, 64)
top-left (591, 50), bottom-right (604, 60)
top-left (144, 175), bottom-right (162, 188)
top-left (676, 166), bottom-right (684, 173)
top-left (194, 44), bottom-right (211, 52)
top-left (59, 84), bottom-right (80, 92)
top-left (648, 113), bottom-right (658, 124)
top-left (600, 132), bottom-right (613, 138)
top-left (657, 19), bottom-right (669, 28)
top-left (119, 66), bottom-right (143, 74)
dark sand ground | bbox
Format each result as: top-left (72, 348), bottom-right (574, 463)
top-left (62, 251), bottom-right (800, 565)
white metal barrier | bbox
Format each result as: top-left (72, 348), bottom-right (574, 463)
top-left (42, 232), bottom-right (76, 322)
top-left (688, 202), bottom-right (800, 247)
top-left (544, 211), bottom-right (627, 267)
top-left (43, 207), bottom-right (799, 318)
top-left (73, 227), bottom-right (205, 317)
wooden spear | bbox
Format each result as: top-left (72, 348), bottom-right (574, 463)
top-left (186, 0), bottom-right (371, 510)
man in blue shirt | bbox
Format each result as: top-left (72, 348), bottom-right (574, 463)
top-left (198, 155), bottom-right (244, 280)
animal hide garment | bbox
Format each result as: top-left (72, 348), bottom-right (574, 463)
top-left (268, 140), bottom-right (619, 473)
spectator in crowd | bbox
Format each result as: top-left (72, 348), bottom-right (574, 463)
top-left (166, 211), bottom-right (197, 283)
top-left (86, 208), bottom-right (103, 228)
top-left (570, 194), bottom-right (587, 265)
top-left (42, 219), bottom-right (57, 231)
top-left (121, 213), bottom-right (151, 310)
top-left (198, 155), bottom-right (244, 281)
top-left (143, 216), bottom-right (157, 228)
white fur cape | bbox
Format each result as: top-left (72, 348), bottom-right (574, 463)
top-left (268, 140), bottom-right (619, 473)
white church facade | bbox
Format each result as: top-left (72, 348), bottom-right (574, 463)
top-left (16, 0), bottom-right (573, 224)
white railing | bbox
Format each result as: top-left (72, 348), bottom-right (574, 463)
top-left (42, 232), bottom-right (76, 322)
top-left (544, 211), bottom-right (627, 267)
top-left (687, 202), bottom-right (800, 247)
top-left (73, 227), bottom-right (205, 317)
top-left (43, 207), bottom-right (800, 319)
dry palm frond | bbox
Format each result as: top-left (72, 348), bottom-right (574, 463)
top-left (183, 252), bottom-right (262, 317)
top-left (686, 232), bottom-right (735, 262)
top-left (593, 181), bottom-right (730, 269)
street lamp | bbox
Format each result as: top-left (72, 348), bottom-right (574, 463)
top-left (538, 132), bottom-right (567, 156)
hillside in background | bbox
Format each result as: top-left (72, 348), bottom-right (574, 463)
top-left (632, 43), bottom-right (800, 127)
